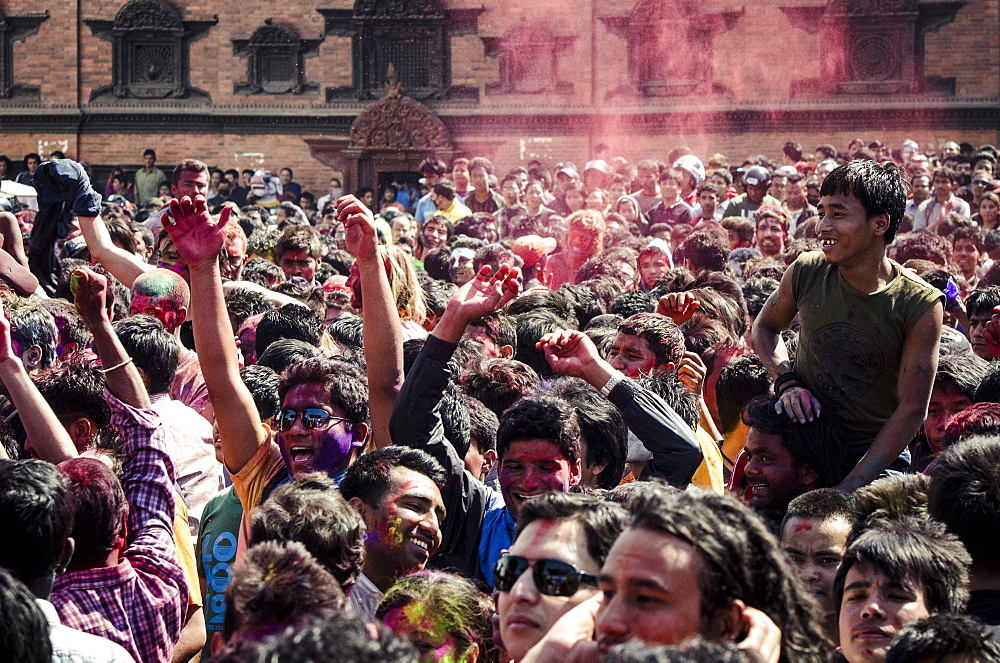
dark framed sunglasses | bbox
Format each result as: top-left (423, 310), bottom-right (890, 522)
top-left (494, 553), bottom-right (598, 597)
top-left (974, 179), bottom-right (991, 187)
top-left (276, 408), bottom-right (351, 432)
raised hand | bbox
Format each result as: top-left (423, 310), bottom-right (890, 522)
top-left (165, 196), bottom-right (233, 270)
top-left (335, 194), bottom-right (379, 262)
top-left (446, 263), bottom-right (522, 324)
top-left (657, 291), bottom-right (701, 325)
top-left (537, 329), bottom-right (604, 380)
top-left (70, 266), bottom-right (110, 327)
top-left (676, 350), bottom-right (707, 396)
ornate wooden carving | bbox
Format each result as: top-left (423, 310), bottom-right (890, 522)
top-left (0, 8), bottom-right (49, 101)
top-left (233, 19), bottom-right (322, 96)
top-left (349, 66), bottom-right (451, 150)
top-left (85, 0), bottom-right (216, 103)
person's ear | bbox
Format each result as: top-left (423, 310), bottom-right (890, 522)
top-left (57, 537), bottom-right (75, 574)
top-left (498, 344), bottom-right (514, 359)
top-left (464, 642), bottom-right (480, 663)
top-left (872, 212), bottom-right (890, 237)
top-left (798, 462), bottom-right (819, 488)
top-left (175, 305), bottom-right (188, 325)
top-left (21, 344), bottom-right (43, 370)
top-left (67, 417), bottom-right (96, 454)
top-left (481, 449), bottom-right (497, 477)
top-left (351, 422), bottom-right (370, 448)
top-left (134, 366), bottom-right (150, 389)
top-left (569, 457), bottom-right (583, 486)
top-left (720, 599), bottom-right (748, 642)
top-left (587, 460), bottom-right (609, 482)
top-left (348, 496), bottom-right (378, 531)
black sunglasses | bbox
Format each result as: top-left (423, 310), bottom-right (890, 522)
top-left (974, 180), bottom-right (991, 186)
top-left (276, 408), bottom-right (351, 432)
top-left (494, 553), bottom-right (598, 597)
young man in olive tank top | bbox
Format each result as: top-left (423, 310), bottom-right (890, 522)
top-left (752, 160), bottom-right (943, 492)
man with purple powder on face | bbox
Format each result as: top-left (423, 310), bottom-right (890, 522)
top-left (160, 190), bottom-right (402, 567)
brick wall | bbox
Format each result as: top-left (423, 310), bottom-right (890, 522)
top-left (2, 0), bottom-right (998, 192)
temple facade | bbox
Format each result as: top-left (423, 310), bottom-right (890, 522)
top-left (1, 0), bottom-right (995, 192)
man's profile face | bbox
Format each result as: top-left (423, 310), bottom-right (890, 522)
top-left (924, 382), bottom-right (972, 454)
top-left (362, 465), bottom-right (444, 580)
top-left (781, 516), bottom-right (851, 624)
top-left (172, 169), bottom-right (210, 200)
top-left (968, 310), bottom-right (994, 360)
top-left (839, 565), bottom-right (930, 663)
top-left (498, 439), bottom-right (581, 520)
top-left (498, 519), bottom-right (600, 662)
top-left (595, 528), bottom-right (705, 653)
top-left (743, 427), bottom-right (813, 511)
top-left (278, 381), bottom-right (363, 477)
top-left (609, 332), bottom-right (665, 378)
top-left (279, 248), bottom-right (317, 282)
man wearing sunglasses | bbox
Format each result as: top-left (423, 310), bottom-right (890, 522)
top-left (496, 492), bottom-right (628, 662)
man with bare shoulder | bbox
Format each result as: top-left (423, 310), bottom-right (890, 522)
top-left (752, 160), bottom-right (943, 491)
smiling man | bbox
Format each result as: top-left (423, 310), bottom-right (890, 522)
top-left (741, 395), bottom-right (851, 516)
top-left (340, 447), bottom-right (446, 620)
top-left (753, 160), bottom-right (943, 490)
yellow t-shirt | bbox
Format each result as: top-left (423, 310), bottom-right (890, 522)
top-left (690, 426), bottom-right (725, 495)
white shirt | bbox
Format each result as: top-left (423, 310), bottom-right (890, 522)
top-left (914, 194), bottom-right (971, 230)
top-left (37, 598), bottom-right (137, 662)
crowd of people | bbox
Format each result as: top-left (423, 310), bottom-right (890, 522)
top-left (1, 137), bottom-right (1000, 663)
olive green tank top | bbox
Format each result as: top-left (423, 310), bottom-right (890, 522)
top-left (791, 251), bottom-right (942, 446)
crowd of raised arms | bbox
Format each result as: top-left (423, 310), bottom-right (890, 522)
top-left (2, 137), bottom-right (1000, 663)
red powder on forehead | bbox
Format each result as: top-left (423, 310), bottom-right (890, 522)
top-left (794, 522), bottom-right (813, 532)
top-left (528, 519), bottom-right (556, 547)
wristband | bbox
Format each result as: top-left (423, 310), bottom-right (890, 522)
top-left (600, 370), bottom-right (625, 397)
top-left (101, 357), bottom-right (133, 374)
top-left (773, 371), bottom-right (800, 393)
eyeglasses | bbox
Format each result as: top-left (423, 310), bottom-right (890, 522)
top-left (276, 408), bottom-right (352, 432)
top-left (974, 180), bottom-right (991, 186)
top-left (494, 553), bottom-right (598, 597)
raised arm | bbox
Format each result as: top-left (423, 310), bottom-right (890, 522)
top-left (538, 329), bottom-right (702, 487)
top-left (165, 196), bottom-right (267, 474)
top-left (71, 266), bottom-right (150, 409)
top-left (337, 194), bottom-right (402, 448)
top-left (752, 263), bottom-right (822, 424)
top-left (77, 213), bottom-right (152, 288)
top-left (0, 299), bottom-right (77, 463)
top-left (836, 302), bottom-right (942, 491)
